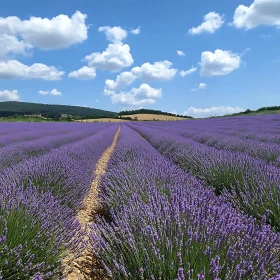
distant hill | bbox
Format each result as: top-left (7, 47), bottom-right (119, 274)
top-left (119, 109), bottom-right (192, 119)
top-left (218, 106), bottom-right (280, 118)
top-left (0, 101), bottom-right (117, 119)
top-left (119, 114), bottom-right (189, 121)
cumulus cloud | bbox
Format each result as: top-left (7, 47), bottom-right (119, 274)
top-left (177, 50), bottom-right (186, 56)
top-left (200, 49), bottom-right (241, 76)
top-left (189, 12), bottom-right (224, 35)
top-left (85, 43), bottom-right (133, 72)
top-left (233, 0), bottom-right (280, 29)
top-left (111, 83), bottom-right (162, 106)
top-left (38, 89), bottom-right (62, 96)
top-left (183, 105), bottom-right (244, 118)
top-left (131, 60), bottom-right (177, 81)
top-left (0, 11), bottom-right (88, 51)
top-left (0, 60), bottom-right (64, 80)
top-left (190, 82), bottom-right (207, 91)
top-left (98, 26), bottom-right (127, 43)
top-left (68, 66), bottom-right (96, 79)
top-left (179, 66), bottom-right (197, 77)
top-left (104, 71), bottom-right (136, 94)
top-left (103, 89), bottom-right (116, 96)
top-left (0, 89), bottom-right (20, 101)
top-left (198, 83), bottom-right (207, 89)
top-left (50, 89), bottom-right (62, 96)
top-left (0, 35), bottom-right (32, 59)
top-left (103, 60), bottom-right (177, 95)
top-left (131, 27), bottom-right (141, 34)
top-left (38, 90), bottom-right (49, 95)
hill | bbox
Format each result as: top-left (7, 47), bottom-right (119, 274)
top-left (77, 118), bottom-right (128, 123)
top-left (119, 109), bottom-right (192, 119)
top-left (0, 101), bottom-right (117, 119)
top-left (119, 114), bottom-right (189, 121)
top-left (215, 106), bottom-right (280, 118)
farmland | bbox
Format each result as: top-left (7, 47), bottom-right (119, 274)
top-left (1, 115), bottom-right (280, 279)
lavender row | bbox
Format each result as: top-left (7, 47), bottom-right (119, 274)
top-left (0, 124), bottom-right (119, 210)
top-left (146, 113), bottom-right (280, 143)
top-left (90, 125), bottom-right (280, 280)
top-left (145, 123), bottom-right (280, 165)
top-left (0, 123), bottom-right (93, 147)
top-left (165, 114), bottom-right (280, 134)
top-left (0, 122), bottom-right (112, 172)
top-left (145, 119), bottom-right (280, 145)
top-left (0, 122), bottom-right (87, 137)
top-left (0, 124), bottom-right (118, 278)
top-left (128, 123), bottom-right (280, 231)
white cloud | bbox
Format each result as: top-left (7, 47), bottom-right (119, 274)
top-left (103, 60), bottom-right (177, 95)
top-left (38, 90), bottom-right (49, 95)
top-left (198, 83), bottom-right (207, 89)
top-left (183, 105), bottom-right (244, 118)
top-left (50, 89), bottom-right (62, 96)
top-left (0, 35), bottom-right (32, 59)
top-left (111, 83), bottom-right (162, 106)
top-left (103, 89), bottom-right (116, 96)
top-left (0, 11), bottom-right (88, 51)
top-left (98, 26), bottom-right (127, 43)
top-left (132, 83), bottom-right (162, 99)
top-left (180, 66), bottom-right (197, 77)
top-left (0, 89), bottom-right (20, 101)
top-left (190, 82), bottom-right (207, 91)
top-left (131, 27), bottom-right (141, 34)
top-left (131, 60), bottom-right (177, 81)
top-left (177, 50), bottom-right (186, 56)
top-left (68, 66), bottom-right (96, 79)
top-left (38, 89), bottom-right (62, 96)
top-left (112, 92), bottom-right (155, 106)
top-left (240, 48), bottom-right (251, 57)
top-left (85, 42), bottom-right (133, 72)
top-left (0, 60), bottom-right (64, 80)
top-left (200, 49), bottom-right (241, 76)
top-left (189, 12), bottom-right (224, 35)
top-left (104, 71), bottom-right (136, 93)
top-left (233, 0), bottom-right (280, 29)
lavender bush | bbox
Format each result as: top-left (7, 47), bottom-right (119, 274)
top-left (128, 123), bottom-right (280, 231)
top-left (90, 125), bottom-right (280, 279)
top-left (0, 122), bottom-right (118, 278)
top-left (0, 124), bottom-right (119, 210)
top-left (0, 184), bottom-right (83, 279)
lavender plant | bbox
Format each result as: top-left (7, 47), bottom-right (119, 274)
top-left (0, 122), bottom-right (119, 278)
top-left (90, 125), bottom-right (280, 279)
top-left (0, 184), bottom-right (83, 279)
top-left (128, 123), bottom-right (280, 231)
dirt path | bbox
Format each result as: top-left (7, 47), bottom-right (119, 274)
top-left (65, 125), bottom-right (121, 280)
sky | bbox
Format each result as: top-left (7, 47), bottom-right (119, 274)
top-left (0, 0), bottom-right (280, 117)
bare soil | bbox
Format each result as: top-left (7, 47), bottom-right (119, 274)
top-left (65, 126), bottom-right (121, 280)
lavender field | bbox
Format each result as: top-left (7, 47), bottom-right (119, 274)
top-left (1, 115), bottom-right (280, 279)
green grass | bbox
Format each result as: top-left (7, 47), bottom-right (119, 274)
top-left (0, 115), bottom-right (72, 122)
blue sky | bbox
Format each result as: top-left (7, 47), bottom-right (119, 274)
top-left (0, 0), bottom-right (279, 117)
